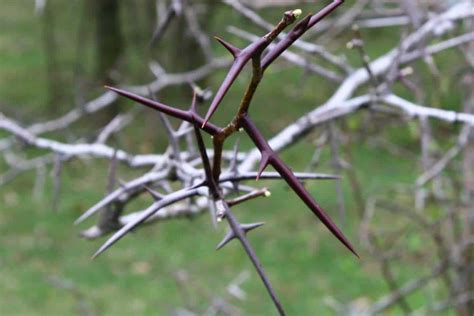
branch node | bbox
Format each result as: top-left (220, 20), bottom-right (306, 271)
top-left (216, 222), bottom-right (265, 250)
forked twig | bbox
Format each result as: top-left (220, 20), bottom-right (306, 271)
top-left (81, 3), bottom-right (355, 315)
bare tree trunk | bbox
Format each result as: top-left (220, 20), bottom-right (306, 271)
top-left (42, 0), bottom-right (62, 110)
top-left (89, 0), bottom-right (124, 121)
top-left (93, 0), bottom-right (123, 84)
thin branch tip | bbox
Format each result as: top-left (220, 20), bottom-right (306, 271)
top-left (292, 9), bottom-right (302, 18)
top-left (91, 249), bottom-right (103, 260)
top-left (74, 216), bottom-right (85, 225)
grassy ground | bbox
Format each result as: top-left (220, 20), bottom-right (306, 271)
top-left (0, 1), bottom-right (458, 315)
top-left (0, 144), bottom-right (418, 315)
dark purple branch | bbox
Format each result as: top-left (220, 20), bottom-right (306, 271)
top-left (262, 0), bottom-right (344, 70)
top-left (192, 117), bottom-right (286, 315)
top-left (307, 0), bottom-right (345, 29)
top-left (203, 10), bottom-right (300, 127)
top-left (98, 3), bottom-right (350, 312)
top-left (105, 86), bottom-right (222, 136)
top-left (202, 37), bottom-right (270, 127)
top-left (222, 208), bottom-right (285, 315)
top-left (193, 124), bottom-right (219, 199)
top-left (240, 115), bottom-right (358, 257)
top-left (261, 14), bottom-right (312, 70)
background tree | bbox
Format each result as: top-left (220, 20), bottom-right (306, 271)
top-left (93, 0), bottom-right (123, 85)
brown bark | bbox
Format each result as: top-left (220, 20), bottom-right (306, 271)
top-left (93, 0), bottom-right (123, 84)
top-left (42, 0), bottom-right (62, 109)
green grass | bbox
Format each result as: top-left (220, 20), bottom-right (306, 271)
top-left (0, 143), bottom-right (422, 315)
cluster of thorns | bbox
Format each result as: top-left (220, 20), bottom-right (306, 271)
top-left (76, 1), bottom-right (356, 314)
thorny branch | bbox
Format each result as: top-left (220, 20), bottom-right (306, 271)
top-left (2, 0), bottom-right (474, 314)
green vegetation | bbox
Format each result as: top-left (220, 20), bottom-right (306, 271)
top-left (1, 146), bottom-right (417, 315)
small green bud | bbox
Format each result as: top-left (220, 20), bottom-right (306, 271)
top-left (194, 86), bottom-right (203, 94)
top-left (292, 9), bottom-right (302, 18)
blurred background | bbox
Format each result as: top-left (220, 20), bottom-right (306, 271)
top-left (1, 0), bottom-right (474, 315)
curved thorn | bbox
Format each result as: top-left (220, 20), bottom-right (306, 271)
top-left (256, 153), bottom-right (271, 181)
top-left (216, 230), bottom-right (236, 250)
top-left (216, 222), bottom-right (265, 250)
top-left (241, 115), bottom-right (358, 257)
top-left (241, 222), bottom-right (265, 232)
top-left (272, 159), bottom-right (359, 257)
top-left (214, 36), bottom-right (241, 58)
top-left (293, 13), bottom-right (312, 34)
